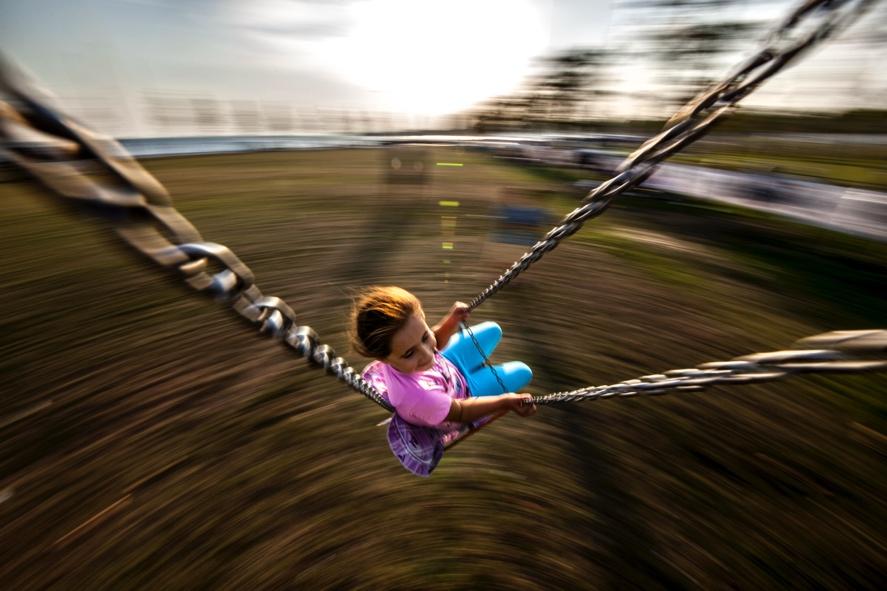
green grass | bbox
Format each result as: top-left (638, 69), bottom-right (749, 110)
top-left (674, 152), bottom-right (887, 187)
top-left (0, 147), bottom-right (884, 590)
top-left (674, 135), bottom-right (887, 188)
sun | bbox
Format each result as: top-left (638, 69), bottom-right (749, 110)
top-left (326, 0), bottom-right (548, 116)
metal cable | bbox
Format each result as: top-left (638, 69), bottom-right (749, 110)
top-left (0, 57), bottom-right (394, 412)
top-left (459, 322), bottom-right (510, 394)
top-left (467, 0), bottom-right (876, 311)
top-left (0, 0), bottom-right (882, 415)
top-left (532, 330), bottom-right (886, 405)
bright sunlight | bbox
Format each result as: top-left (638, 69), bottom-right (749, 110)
top-left (325, 0), bottom-right (548, 115)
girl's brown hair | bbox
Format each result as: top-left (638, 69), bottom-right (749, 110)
top-left (350, 286), bottom-right (422, 359)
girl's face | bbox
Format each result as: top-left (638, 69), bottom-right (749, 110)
top-left (384, 311), bottom-right (437, 374)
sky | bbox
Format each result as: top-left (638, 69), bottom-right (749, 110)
top-left (1, 0), bottom-right (883, 137)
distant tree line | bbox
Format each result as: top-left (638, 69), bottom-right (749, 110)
top-left (464, 0), bottom-right (887, 134)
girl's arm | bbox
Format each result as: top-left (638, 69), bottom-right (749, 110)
top-left (432, 301), bottom-right (470, 347)
top-left (446, 393), bottom-right (536, 423)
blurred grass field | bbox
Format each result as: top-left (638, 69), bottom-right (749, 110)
top-left (1, 146), bottom-right (885, 590)
top-left (675, 137), bottom-right (887, 188)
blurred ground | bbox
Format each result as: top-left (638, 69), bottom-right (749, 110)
top-left (1, 147), bottom-right (884, 589)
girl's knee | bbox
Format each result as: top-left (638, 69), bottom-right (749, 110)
top-left (501, 361), bottom-right (532, 391)
top-left (472, 321), bottom-right (502, 355)
top-left (473, 321), bottom-right (502, 340)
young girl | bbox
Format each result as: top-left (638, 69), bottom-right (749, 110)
top-left (350, 286), bottom-right (535, 476)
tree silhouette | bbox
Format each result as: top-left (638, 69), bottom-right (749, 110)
top-left (616, 0), bottom-right (760, 111)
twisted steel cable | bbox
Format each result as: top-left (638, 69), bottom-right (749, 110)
top-left (467, 0), bottom-right (876, 311)
top-left (0, 0), bottom-right (882, 415)
top-left (532, 330), bottom-right (887, 405)
top-left (0, 58), bottom-right (394, 412)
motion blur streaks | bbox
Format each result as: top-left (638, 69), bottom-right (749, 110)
top-left (1, 146), bottom-right (884, 589)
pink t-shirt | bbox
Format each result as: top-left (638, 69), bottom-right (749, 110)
top-left (363, 351), bottom-right (469, 428)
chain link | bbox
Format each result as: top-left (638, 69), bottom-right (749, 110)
top-left (468, 0), bottom-right (876, 311)
top-left (1, 0), bottom-right (882, 418)
top-left (459, 322), bottom-right (510, 394)
top-left (0, 58), bottom-right (394, 413)
top-left (532, 330), bottom-right (886, 405)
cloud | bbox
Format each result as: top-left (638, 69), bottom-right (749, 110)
top-left (228, 0), bottom-right (353, 43)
